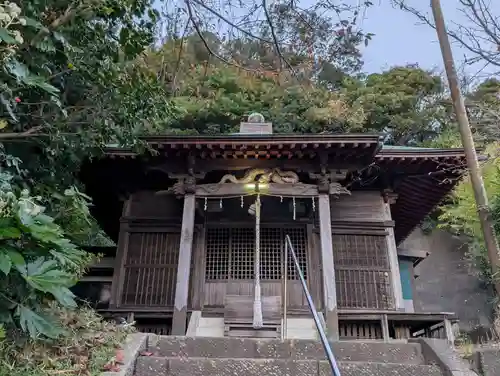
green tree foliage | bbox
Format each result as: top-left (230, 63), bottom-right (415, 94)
top-left (0, 0), bottom-right (174, 187)
top-left (389, 3), bottom-right (500, 280)
top-left (165, 64), bottom-right (366, 134)
top-left (146, 32), bottom-right (447, 140)
top-left (439, 144), bottom-right (500, 240)
top-left (0, 0), bottom-right (170, 339)
top-left (466, 79), bottom-right (500, 142)
top-left (437, 143), bottom-right (500, 282)
top-left (342, 65), bottom-right (447, 145)
top-left (433, 80), bottom-right (500, 283)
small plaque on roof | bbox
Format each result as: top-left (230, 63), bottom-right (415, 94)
top-left (239, 122), bottom-right (273, 134)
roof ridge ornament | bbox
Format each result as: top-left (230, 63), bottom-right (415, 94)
top-left (240, 113), bottom-right (273, 134)
top-left (247, 112), bottom-right (265, 123)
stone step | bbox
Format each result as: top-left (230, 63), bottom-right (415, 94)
top-left (135, 357), bottom-right (443, 376)
top-left (150, 336), bottom-right (424, 364)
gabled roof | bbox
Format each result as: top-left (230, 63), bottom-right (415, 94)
top-left (375, 145), bottom-right (467, 242)
top-left (81, 133), bottom-right (469, 243)
top-left (104, 134), bottom-right (383, 163)
top-left (103, 135), bottom-right (467, 166)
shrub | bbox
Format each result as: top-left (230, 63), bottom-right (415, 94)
top-left (0, 172), bottom-right (94, 339)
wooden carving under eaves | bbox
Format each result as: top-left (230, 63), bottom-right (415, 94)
top-left (329, 182), bottom-right (351, 198)
top-left (308, 170), bottom-right (348, 183)
top-left (156, 172), bottom-right (205, 196)
top-left (308, 170), bottom-right (350, 197)
top-left (219, 168), bottom-right (300, 184)
top-left (195, 182), bottom-right (319, 197)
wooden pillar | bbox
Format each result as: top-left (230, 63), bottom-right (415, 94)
top-left (110, 196), bottom-right (132, 308)
top-left (444, 318), bottom-right (455, 345)
top-left (318, 193), bottom-right (339, 341)
top-left (382, 195), bottom-right (405, 310)
top-left (172, 194), bottom-right (196, 335)
top-left (381, 314), bottom-right (390, 342)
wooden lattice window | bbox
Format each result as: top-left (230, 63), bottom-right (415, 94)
top-left (231, 228), bottom-right (255, 280)
top-left (205, 228), bottom-right (230, 280)
top-left (333, 234), bottom-right (393, 310)
top-left (286, 228), bottom-right (308, 280)
top-left (260, 228), bottom-right (282, 280)
top-left (205, 226), bottom-right (307, 281)
top-left (121, 232), bottom-right (180, 307)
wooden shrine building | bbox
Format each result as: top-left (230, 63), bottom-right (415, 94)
top-left (80, 125), bottom-right (468, 342)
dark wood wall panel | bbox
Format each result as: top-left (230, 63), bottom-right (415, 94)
top-left (333, 234), bottom-right (393, 310)
top-left (330, 192), bottom-right (385, 222)
top-left (121, 232), bottom-right (180, 307)
top-left (128, 191), bottom-right (183, 218)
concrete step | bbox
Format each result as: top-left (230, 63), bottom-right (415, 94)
top-left (135, 356), bottom-right (443, 376)
top-left (150, 336), bottom-right (424, 364)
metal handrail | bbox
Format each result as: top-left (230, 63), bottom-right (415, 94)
top-left (284, 234), bottom-right (341, 376)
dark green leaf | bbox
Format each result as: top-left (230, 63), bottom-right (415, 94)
top-left (17, 305), bottom-right (63, 339)
top-left (7, 250), bottom-right (25, 268)
top-left (0, 253), bottom-right (11, 275)
top-left (50, 287), bottom-right (77, 307)
top-left (0, 218), bottom-right (13, 228)
top-left (26, 223), bottom-right (61, 243)
top-left (22, 17), bottom-right (43, 29)
top-left (52, 32), bottom-right (69, 47)
top-left (34, 38), bottom-right (56, 53)
top-left (0, 28), bottom-right (18, 44)
top-left (6, 60), bottom-right (59, 94)
top-left (17, 205), bottom-right (35, 227)
top-left (0, 226), bottom-right (21, 239)
top-left (6, 59), bottom-right (30, 80)
top-left (23, 258), bottom-right (75, 292)
top-left (22, 75), bottom-right (59, 94)
top-left (0, 311), bottom-right (14, 325)
top-left (34, 213), bottom-right (54, 225)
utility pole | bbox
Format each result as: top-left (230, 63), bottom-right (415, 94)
top-left (431, 0), bottom-right (500, 294)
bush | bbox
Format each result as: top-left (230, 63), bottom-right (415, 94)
top-left (0, 171), bottom-right (94, 339)
top-left (438, 143), bottom-right (500, 283)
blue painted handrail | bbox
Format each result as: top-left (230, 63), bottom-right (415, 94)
top-left (284, 234), bottom-right (341, 376)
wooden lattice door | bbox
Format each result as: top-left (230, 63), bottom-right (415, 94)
top-left (203, 226), bottom-right (309, 308)
top-left (333, 234), bottom-right (394, 309)
top-left (120, 231), bottom-right (180, 307)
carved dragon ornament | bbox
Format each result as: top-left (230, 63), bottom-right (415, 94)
top-left (158, 168), bottom-right (350, 197)
top-left (219, 168), bottom-right (300, 184)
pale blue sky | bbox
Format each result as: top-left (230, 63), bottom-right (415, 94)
top-left (360, 0), bottom-right (499, 76)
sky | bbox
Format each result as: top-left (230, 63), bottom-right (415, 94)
top-left (359, 0), bottom-right (499, 76)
